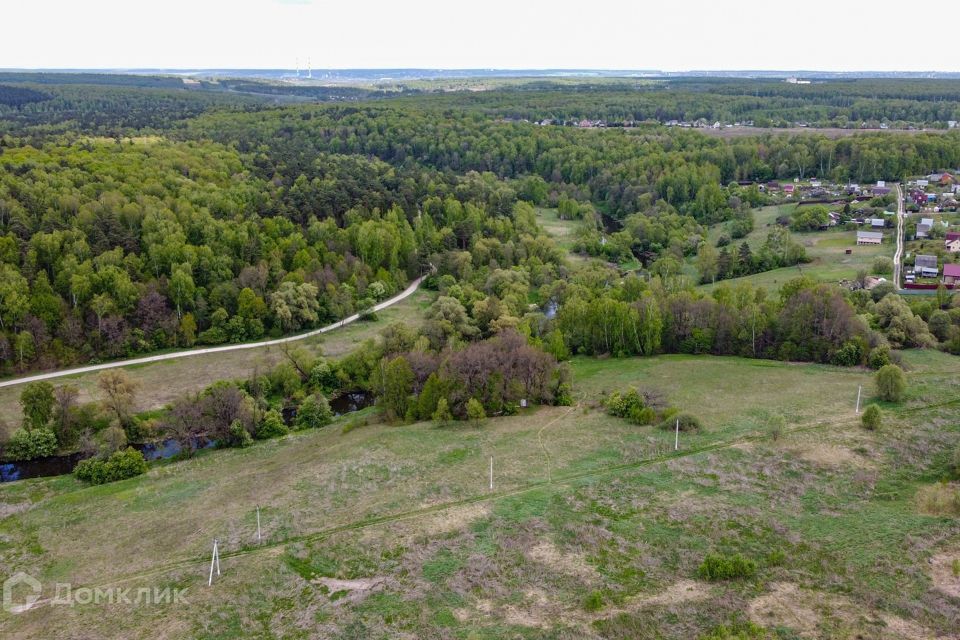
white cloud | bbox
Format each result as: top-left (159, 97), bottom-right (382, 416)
top-left (1, 0), bottom-right (953, 71)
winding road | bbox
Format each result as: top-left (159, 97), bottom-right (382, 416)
top-left (893, 183), bottom-right (905, 290)
top-left (0, 275), bottom-right (427, 390)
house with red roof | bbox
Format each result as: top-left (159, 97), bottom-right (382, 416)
top-left (947, 232), bottom-right (960, 253)
top-left (943, 263), bottom-right (960, 285)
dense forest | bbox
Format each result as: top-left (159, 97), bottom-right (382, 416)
top-left (2, 75), bottom-right (960, 381)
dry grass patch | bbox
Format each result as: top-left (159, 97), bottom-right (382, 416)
top-left (628, 579), bottom-right (711, 608)
top-left (929, 548), bottom-right (960, 600)
top-left (915, 483), bottom-right (960, 517)
top-left (749, 582), bottom-right (941, 639)
top-left (527, 539), bottom-right (599, 583)
top-left (793, 443), bottom-right (867, 469)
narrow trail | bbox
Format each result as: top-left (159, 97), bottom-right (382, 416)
top-left (39, 398), bottom-right (955, 600)
top-left (0, 275), bottom-right (427, 389)
top-left (536, 404), bottom-right (578, 483)
top-left (894, 183), bottom-right (905, 290)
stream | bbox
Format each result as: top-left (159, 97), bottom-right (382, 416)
top-left (0, 391), bottom-right (373, 483)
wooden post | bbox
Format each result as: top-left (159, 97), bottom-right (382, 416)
top-left (208, 539), bottom-right (221, 586)
top-left (675, 418), bottom-right (680, 451)
top-left (256, 506), bottom-right (262, 542)
top-left (855, 385), bottom-right (862, 414)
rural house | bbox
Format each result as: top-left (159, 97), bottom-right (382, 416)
top-left (946, 232), bottom-right (960, 253)
top-left (943, 263), bottom-right (960, 285)
top-left (914, 254), bottom-right (939, 277)
top-left (856, 230), bottom-right (883, 245)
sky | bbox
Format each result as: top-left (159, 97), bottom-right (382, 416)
top-left (2, 0), bottom-right (954, 72)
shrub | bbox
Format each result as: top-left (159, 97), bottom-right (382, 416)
top-left (872, 256), bottom-right (894, 275)
top-left (915, 482), bottom-right (960, 516)
top-left (875, 364), bottom-right (906, 402)
top-left (582, 590), bottom-right (605, 612)
top-left (432, 398), bottom-right (453, 426)
top-left (657, 413), bottom-right (702, 433)
top-left (861, 404), bottom-right (882, 430)
top-left (308, 361), bottom-right (338, 393)
top-left (554, 381), bottom-right (573, 406)
top-left (606, 389), bottom-right (656, 425)
top-left (868, 346), bottom-right (891, 369)
top-left (830, 340), bottom-right (863, 367)
top-left (295, 394), bottom-right (332, 430)
top-left (230, 419), bottom-right (254, 448)
top-left (257, 409), bottom-right (289, 439)
top-left (466, 398), bottom-right (486, 427)
top-left (20, 381), bottom-right (55, 430)
top-left (3, 428), bottom-right (57, 461)
top-left (697, 553), bottom-right (757, 581)
top-left (74, 447), bottom-right (147, 484)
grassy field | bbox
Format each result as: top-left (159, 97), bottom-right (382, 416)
top-left (702, 205), bottom-right (894, 293)
top-left (536, 207), bottom-right (591, 264)
top-left (0, 289), bottom-right (435, 433)
top-left (1, 351), bottom-right (958, 638)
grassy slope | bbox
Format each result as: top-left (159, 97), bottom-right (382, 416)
top-left (702, 205), bottom-right (894, 293)
top-left (0, 289), bottom-right (435, 433)
top-left (1, 351), bottom-right (958, 638)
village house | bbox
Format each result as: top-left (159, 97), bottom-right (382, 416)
top-left (870, 218), bottom-right (886, 229)
top-left (916, 217), bottom-right (935, 238)
top-left (914, 254), bottom-right (939, 278)
top-left (856, 230), bottom-right (883, 245)
top-left (943, 263), bottom-right (960, 285)
top-left (783, 184), bottom-right (795, 196)
top-left (946, 232), bottom-right (960, 253)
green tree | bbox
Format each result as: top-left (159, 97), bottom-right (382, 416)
top-left (295, 393), bottom-right (333, 430)
top-left (98, 370), bottom-right (140, 426)
top-left (19, 381), bottom-right (55, 431)
top-left (432, 397), bottom-right (453, 426)
top-left (257, 409), bottom-right (289, 439)
top-left (696, 242), bottom-right (719, 284)
top-left (379, 356), bottom-right (414, 422)
top-left (270, 281), bottom-right (320, 332)
top-left (875, 364), bottom-right (906, 402)
top-left (0, 264), bottom-right (29, 330)
top-left (169, 263), bottom-right (195, 320)
top-left (466, 397), bottom-right (486, 427)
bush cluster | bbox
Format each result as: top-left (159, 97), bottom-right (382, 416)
top-left (74, 447), bottom-right (148, 484)
top-left (657, 412), bottom-right (702, 433)
top-left (3, 428), bottom-right (57, 461)
top-left (697, 553), bottom-right (757, 581)
top-left (606, 389), bottom-right (657, 425)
